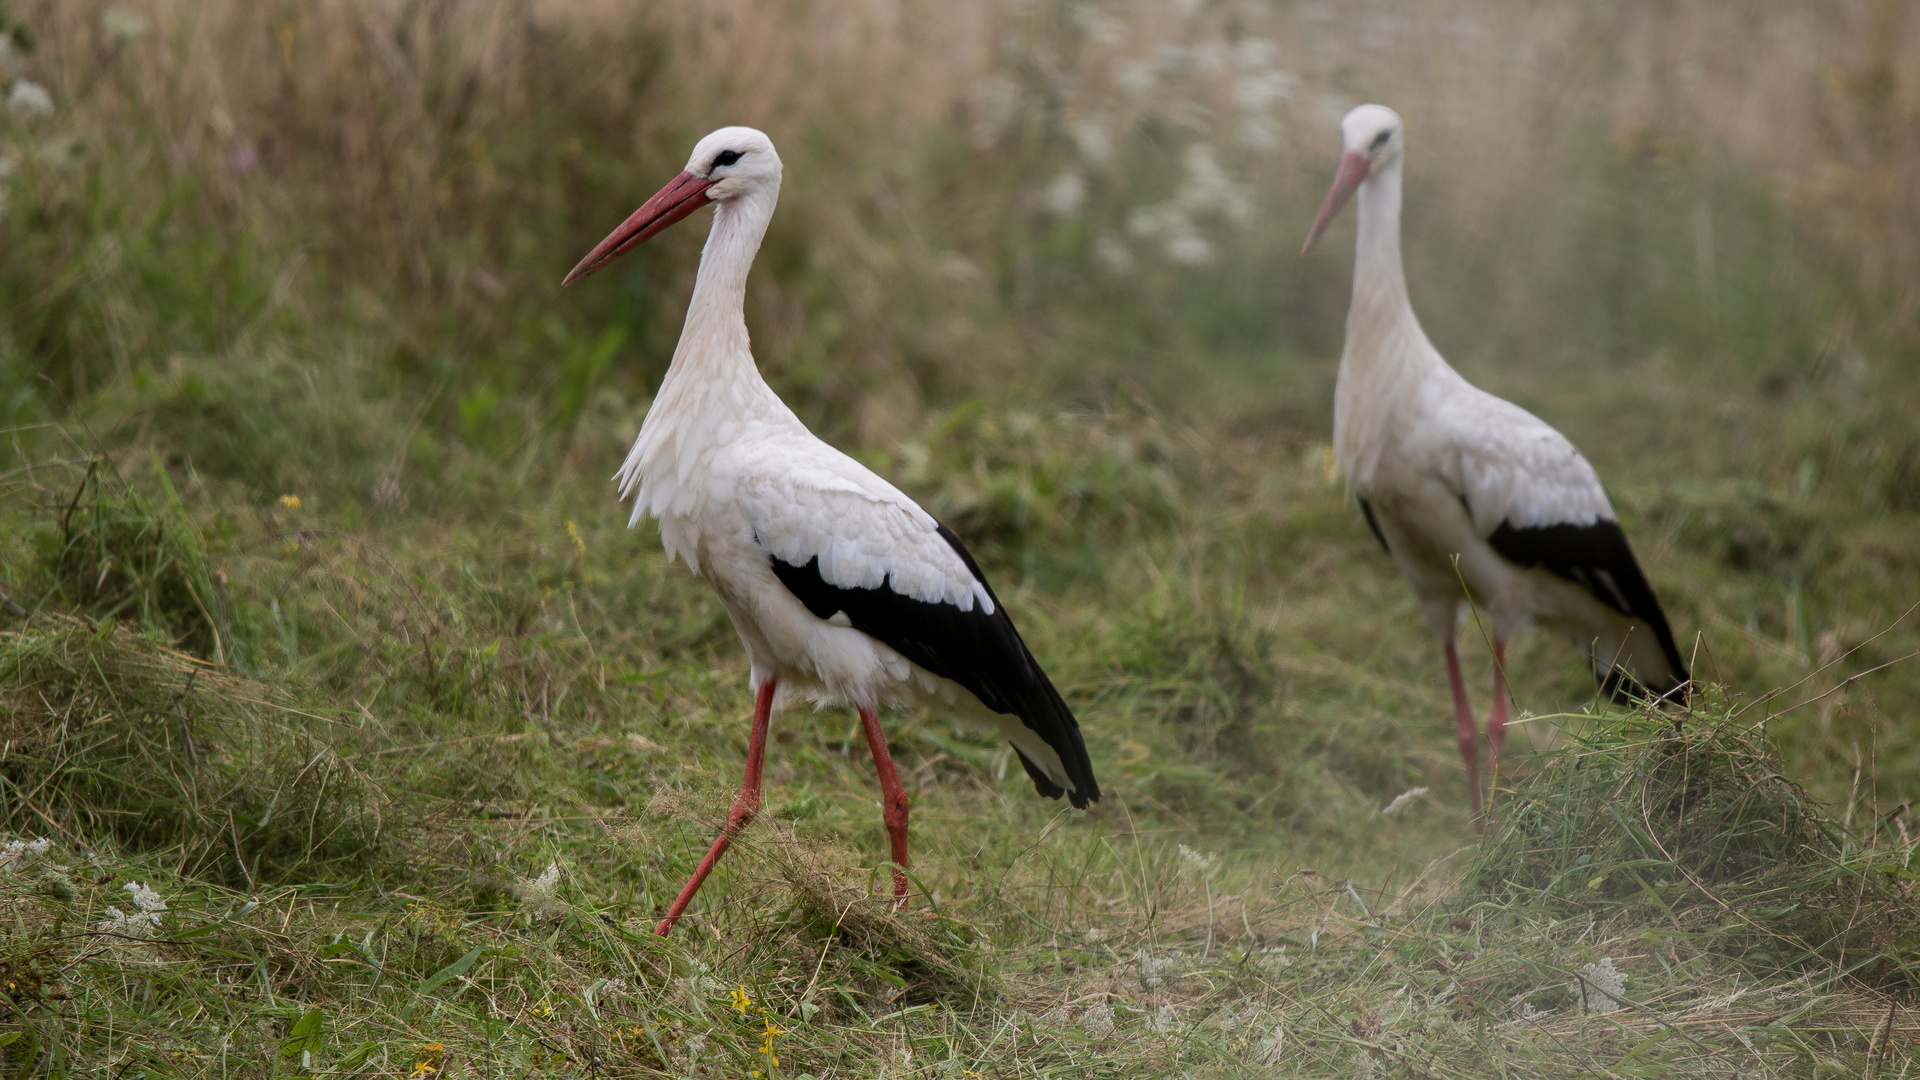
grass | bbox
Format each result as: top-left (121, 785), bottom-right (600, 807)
top-left (1, 0), bottom-right (1920, 1075)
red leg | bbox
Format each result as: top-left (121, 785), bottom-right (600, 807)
top-left (858, 705), bottom-right (911, 907)
top-left (1486, 636), bottom-right (1509, 827)
top-left (655, 680), bottom-right (777, 935)
top-left (1443, 639), bottom-right (1483, 832)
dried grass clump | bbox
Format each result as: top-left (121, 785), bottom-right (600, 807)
top-left (1462, 704), bottom-right (1920, 987)
top-left (726, 825), bottom-right (997, 1011)
top-left (0, 616), bottom-right (390, 889)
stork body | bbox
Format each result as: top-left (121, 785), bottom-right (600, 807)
top-left (565, 128), bottom-right (1098, 933)
top-left (1303, 106), bottom-right (1687, 826)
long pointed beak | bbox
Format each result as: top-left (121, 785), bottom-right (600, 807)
top-left (563, 171), bottom-right (714, 286)
top-left (1301, 150), bottom-right (1371, 256)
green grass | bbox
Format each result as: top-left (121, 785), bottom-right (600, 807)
top-left (3, 0), bottom-right (1920, 1075)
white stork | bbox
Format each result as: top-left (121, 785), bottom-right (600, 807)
top-left (1301, 105), bottom-right (1688, 827)
top-left (563, 127), bottom-right (1100, 933)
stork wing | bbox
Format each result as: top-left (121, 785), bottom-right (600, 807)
top-left (1443, 391), bottom-right (1688, 691)
top-left (741, 445), bottom-right (1100, 807)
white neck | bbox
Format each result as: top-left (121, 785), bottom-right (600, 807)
top-left (1345, 160), bottom-right (1424, 355)
top-left (1333, 155), bottom-right (1455, 484)
top-left (669, 187), bottom-right (778, 384)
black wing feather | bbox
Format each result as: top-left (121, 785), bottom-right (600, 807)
top-left (767, 523), bottom-right (1100, 808)
top-left (1357, 497), bottom-right (1390, 554)
top-left (1486, 518), bottom-right (1689, 702)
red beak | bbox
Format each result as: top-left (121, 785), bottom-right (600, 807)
top-left (1301, 150), bottom-right (1371, 256)
top-left (563, 171), bottom-right (714, 286)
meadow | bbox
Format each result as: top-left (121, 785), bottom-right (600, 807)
top-left (1, 0), bottom-right (1919, 1075)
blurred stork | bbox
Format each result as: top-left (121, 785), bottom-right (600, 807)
top-left (564, 127), bottom-right (1100, 934)
top-left (1301, 105), bottom-right (1689, 827)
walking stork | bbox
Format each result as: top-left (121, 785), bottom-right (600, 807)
top-left (564, 127), bottom-right (1100, 933)
top-left (1301, 105), bottom-right (1689, 827)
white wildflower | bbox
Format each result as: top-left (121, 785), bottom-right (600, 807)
top-left (1081, 1000), bottom-right (1115, 1040)
top-left (1253, 1023), bottom-right (1286, 1065)
top-left (1093, 232), bottom-right (1133, 275)
top-left (1234, 37), bottom-right (1278, 70)
top-left (1233, 69), bottom-right (1298, 112)
top-left (1137, 948), bottom-right (1172, 988)
top-left (673, 960), bottom-right (726, 1005)
top-left (1068, 4), bottom-right (1122, 46)
top-left (970, 75), bottom-right (1020, 148)
top-left (1178, 144), bottom-right (1251, 224)
top-left (1082, 925), bottom-right (1107, 944)
top-left (371, 475), bottom-right (407, 509)
top-left (1190, 39), bottom-right (1228, 74)
top-left (1240, 115), bottom-right (1281, 152)
top-left (1163, 227), bottom-right (1214, 266)
top-left (1069, 117), bottom-right (1113, 166)
top-left (1146, 1004), bottom-right (1178, 1033)
top-left (1177, 844), bottom-right (1220, 880)
top-left (1036, 1005), bottom-right (1073, 1031)
top-left (1116, 59), bottom-right (1157, 95)
top-left (1381, 787), bottom-right (1429, 815)
top-left (669, 1030), bottom-right (707, 1071)
top-left (1040, 171), bottom-right (1085, 218)
top-left (126, 881), bottom-right (166, 912)
top-left (97, 881), bottom-right (167, 938)
top-left (518, 861), bottom-right (564, 921)
top-left (7, 79), bottom-right (53, 119)
top-left (587, 977), bottom-right (632, 1006)
top-left (0, 837), bottom-right (51, 870)
top-left (101, 8), bottom-right (149, 44)
top-left (1573, 956), bottom-right (1626, 1014)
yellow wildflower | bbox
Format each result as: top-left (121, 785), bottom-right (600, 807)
top-left (278, 494), bottom-right (301, 510)
top-left (729, 985), bottom-right (753, 1015)
top-left (566, 519), bottom-right (586, 557)
top-left (760, 1016), bottom-right (786, 1066)
top-left (407, 1046), bottom-right (444, 1080)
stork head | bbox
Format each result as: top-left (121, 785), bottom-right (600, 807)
top-left (1301, 104), bottom-right (1403, 256)
top-left (563, 126), bottom-right (783, 286)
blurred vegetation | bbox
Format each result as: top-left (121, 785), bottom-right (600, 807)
top-left (1, 0), bottom-right (1919, 1074)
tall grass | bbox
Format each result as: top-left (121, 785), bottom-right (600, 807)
top-left (3, 2), bottom-right (1914, 427)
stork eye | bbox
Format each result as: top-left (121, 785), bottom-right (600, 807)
top-left (713, 150), bottom-right (744, 169)
top-left (1370, 130), bottom-right (1391, 150)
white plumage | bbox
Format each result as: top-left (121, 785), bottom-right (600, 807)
top-left (566, 127), bottom-right (1097, 932)
top-left (1304, 105), bottom-right (1688, 827)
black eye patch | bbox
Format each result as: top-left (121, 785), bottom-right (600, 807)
top-left (1370, 130), bottom-right (1391, 150)
top-left (713, 150), bottom-right (744, 169)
